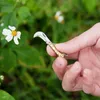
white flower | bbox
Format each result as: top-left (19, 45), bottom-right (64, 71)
top-left (54, 11), bottom-right (64, 24)
top-left (2, 26), bottom-right (21, 45)
top-left (57, 16), bottom-right (64, 23)
top-left (0, 23), bottom-right (4, 27)
top-left (34, 31), bottom-right (51, 44)
top-left (55, 11), bottom-right (62, 17)
top-left (0, 75), bottom-right (4, 81)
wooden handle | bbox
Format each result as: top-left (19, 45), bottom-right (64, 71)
top-left (48, 42), bottom-right (68, 58)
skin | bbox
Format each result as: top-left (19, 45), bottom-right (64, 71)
top-left (46, 23), bottom-right (100, 96)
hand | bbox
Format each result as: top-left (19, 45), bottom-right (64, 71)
top-left (46, 23), bottom-right (100, 96)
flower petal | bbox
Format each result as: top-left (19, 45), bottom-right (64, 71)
top-left (8, 26), bottom-right (16, 31)
top-left (1, 23), bottom-right (4, 27)
top-left (14, 37), bottom-right (19, 45)
top-left (58, 16), bottom-right (64, 23)
top-left (55, 11), bottom-right (61, 16)
top-left (2, 29), bottom-right (11, 36)
top-left (16, 31), bottom-right (21, 39)
top-left (5, 34), bottom-right (13, 42)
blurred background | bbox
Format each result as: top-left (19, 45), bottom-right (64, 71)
top-left (0, 0), bottom-right (100, 100)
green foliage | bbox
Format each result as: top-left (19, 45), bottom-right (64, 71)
top-left (0, 0), bottom-right (100, 100)
top-left (18, 6), bottom-right (31, 20)
top-left (0, 90), bottom-right (15, 100)
top-left (14, 46), bottom-right (44, 67)
top-left (82, 0), bottom-right (97, 13)
top-left (0, 48), bottom-right (17, 72)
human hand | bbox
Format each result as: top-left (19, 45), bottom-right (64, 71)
top-left (46, 23), bottom-right (100, 96)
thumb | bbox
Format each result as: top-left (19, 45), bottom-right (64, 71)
top-left (47, 23), bottom-right (100, 56)
top-left (56, 23), bottom-right (100, 54)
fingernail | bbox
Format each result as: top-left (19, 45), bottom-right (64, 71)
top-left (83, 89), bottom-right (91, 94)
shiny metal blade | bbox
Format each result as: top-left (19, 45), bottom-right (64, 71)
top-left (33, 31), bottom-right (51, 44)
top-left (33, 31), bottom-right (68, 58)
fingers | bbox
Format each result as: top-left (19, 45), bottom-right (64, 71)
top-left (94, 38), bottom-right (100, 49)
top-left (82, 69), bottom-right (94, 94)
top-left (46, 45), bottom-right (79, 59)
top-left (52, 57), bottom-right (68, 80)
top-left (83, 68), bottom-right (100, 96)
top-left (62, 62), bottom-right (82, 91)
top-left (92, 84), bottom-right (100, 96)
top-left (57, 23), bottom-right (100, 54)
top-left (46, 45), bottom-right (57, 57)
top-left (47, 23), bottom-right (100, 57)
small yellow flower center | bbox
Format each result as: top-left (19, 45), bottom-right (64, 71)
top-left (54, 16), bottom-right (59, 20)
top-left (12, 30), bottom-right (17, 36)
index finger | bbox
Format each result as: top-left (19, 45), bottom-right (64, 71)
top-left (46, 45), bottom-right (79, 59)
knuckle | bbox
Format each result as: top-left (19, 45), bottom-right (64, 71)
top-left (95, 22), bottom-right (100, 27)
top-left (93, 23), bottom-right (100, 29)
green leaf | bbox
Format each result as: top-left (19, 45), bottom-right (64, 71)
top-left (9, 12), bottom-right (18, 26)
top-left (21, 0), bottom-right (27, 4)
top-left (0, 49), bottom-right (17, 72)
top-left (18, 6), bottom-right (31, 20)
top-left (0, 0), bottom-right (14, 7)
top-left (1, 13), bottom-right (12, 26)
top-left (1, 12), bottom-right (18, 26)
top-left (26, 0), bottom-right (38, 12)
top-left (14, 46), bottom-right (45, 67)
top-left (18, 30), bottom-right (29, 45)
top-left (1, 5), bottom-right (14, 13)
top-left (82, 0), bottom-right (97, 13)
top-left (0, 90), bottom-right (15, 100)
